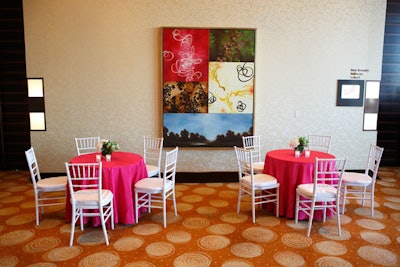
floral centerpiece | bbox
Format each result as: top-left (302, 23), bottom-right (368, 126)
top-left (101, 140), bottom-right (120, 156)
top-left (289, 136), bottom-right (309, 153)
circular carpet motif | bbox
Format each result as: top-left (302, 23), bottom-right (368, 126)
top-left (218, 190), bottom-right (238, 199)
top-left (220, 212), bottom-right (248, 223)
top-left (221, 258), bottom-right (254, 267)
top-left (377, 180), bottom-right (396, 187)
top-left (0, 229), bottom-right (35, 246)
top-left (286, 220), bottom-right (308, 230)
top-left (358, 245), bottom-right (399, 266)
top-left (0, 207), bottom-right (19, 216)
top-left (242, 226), bottom-right (277, 243)
top-left (124, 261), bottom-right (156, 267)
top-left (206, 182), bottom-right (223, 187)
top-left (181, 194), bottom-right (204, 203)
top-left (182, 217), bottom-right (210, 229)
top-left (0, 192), bottom-right (12, 199)
top-left (5, 213), bottom-right (36, 225)
top-left (23, 236), bottom-right (61, 253)
top-left (273, 251), bottom-right (305, 267)
top-left (383, 201), bottom-right (400, 210)
top-left (174, 184), bottom-right (190, 191)
top-left (173, 252), bottom-right (212, 267)
top-left (78, 251), bottom-right (120, 267)
top-left (360, 231), bottom-right (391, 245)
top-left (355, 219), bottom-right (385, 230)
top-left (151, 212), bottom-right (180, 225)
top-left (318, 226), bottom-right (351, 241)
top-left (0, 255), bottom-right (18, 267)
top-left (77, 231), bottom-right (110, 246)
top-left (230, 242), bottom-right (264, 258)
top-left (132, 223), bottom-right (162, 235)
top-left (391, 212), bottom-right (400, 222)
top-left (26, 262), bottom-right (57, 267)
top-left (166, 230), bottom-right (192, 244)
top-left (206, 223), bottom-right (236, 235)
top-left (0, 195), bottom-right (25, 204)
top-left (176, 202), bottom-right (194, 212)
top-left (354, 207), bottom-right (385, 218)
top-left (314, 256), bottom-right (353, 267)
top-left (113, 236), bottom-right (144, 251)
top-left (43, 246), bottom-right (83, 261)
top-left (35, 218), bottom-right (63, 229)
top-left (192, 187), bottom-right (217, 195)
top-left (196, 206), bottom-right (218, 216)
top-left (255, 216), bottom-right (280, 227)
top-left (313, 241), bottom-right (347, 256)
top-left (197, 235), bottom-right (230, 250)
top-left (384, 196), bottom-right (400, 203)
top-left (281, 232), bottom-right (312, 248)
top-left (209, 199), bottom-right (229, 208)
top-left (7, 185), bottom-right (29, 192)
top-left (380, 188), bottom-right (400, 195)
top-left (145, 241), bottom-right (175, 257)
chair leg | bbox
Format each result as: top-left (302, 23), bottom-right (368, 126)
top-left (172, 190), bottom-right (177, 216)
top-left (134, 191), bottom-right (139, 224)
top-left (307, 200), bottom-right (316, 237)
top-left (237, 189), bottom-right (242, 213)
top-left (163, 195), bottom-right (167, 228)
top-left (336, 201), bottom-right (341, 236)
top-left (370, 187), bottom-right (375, 217)
top-left (276, 188), bottom-right (280, 217)
top-left (99, 209), bottom-right (109, 245)
top-left (295, 192), bottom-right (299, 223)
top-left (341, 185), bottom-right (347, 214)
top-left (70, 209), bottom-right (76, 246)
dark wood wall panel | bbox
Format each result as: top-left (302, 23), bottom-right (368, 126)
top-left (378, 0), bottom-right (400, 166)
top-left (0, 0), bottom-right (31, 170)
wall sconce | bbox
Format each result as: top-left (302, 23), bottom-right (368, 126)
top-left (27, 78), bottom-right (46, 131)
top-left (363, 80), bottom-right (380, 131)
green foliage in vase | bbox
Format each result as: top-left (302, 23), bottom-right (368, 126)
top-left (101, 140), bottom-right (119, 156)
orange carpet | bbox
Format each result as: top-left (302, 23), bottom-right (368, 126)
top-left (0, 167), bottom-right (399, 266)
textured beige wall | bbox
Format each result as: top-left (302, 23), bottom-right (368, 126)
top-left (23, 0), bottom-right (386, 173)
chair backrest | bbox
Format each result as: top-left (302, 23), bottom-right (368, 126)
top-left (308, 134), bottom-right (332, 153)
top-left (365, 144), bottom-right (384, 180)
top-left (75, 136), bottom-right (101, 156)
top-left (242, 135), bottom-right (262, 162)
top-left (163, 147), bottom-right (178, 188)
top-left (144, 136), bottom-right (164, 165)
top-left (234, 146), bottom-right (254, 182)
top-left (25, 147), bottom-right (41, 189)
top-left (65, 162), bottom-right (103, 202)
top-left (313, 157), bottom-right (347, 196)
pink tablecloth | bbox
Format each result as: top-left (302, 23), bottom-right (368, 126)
top-left (263, 149), bottom-right (335, 220)
top-left (66, 151), bottom-right (148, 226)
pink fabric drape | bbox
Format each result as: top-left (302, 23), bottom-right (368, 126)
top-left (66, 152), bottom-right (148, 226)
top-left (263, 149), bottom-right (335, 220)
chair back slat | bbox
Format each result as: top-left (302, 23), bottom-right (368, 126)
top-left (163, 147), bottom-right (178, 187)
top-left (65, 162), bottom-right (102, 201)
top-left (75, 136), bottom-right (100, 155)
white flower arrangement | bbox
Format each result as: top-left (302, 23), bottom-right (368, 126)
top-left (99, 139), bottom-right (119, 156)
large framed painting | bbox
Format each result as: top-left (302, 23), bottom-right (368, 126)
top-left (162, 27), bottom-right (256, 147)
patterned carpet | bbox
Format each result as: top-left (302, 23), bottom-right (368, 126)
top-left (0, 167), bottom-right (399, 266)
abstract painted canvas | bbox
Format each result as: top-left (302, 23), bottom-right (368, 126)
top-left (162, 28), bottom-right (256, 147)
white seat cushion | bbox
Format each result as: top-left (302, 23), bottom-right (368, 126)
top-left (74, 189), bottom-right (113, 206)
top-left (135, 178), bottom-right (174, 192)
top-left (342, 172), bottom-right (372, 185)
top-left (146, 164), bottom-right (159, 177)
top-left (37, 176), bottom-right (67, 192)
top-left (253, 162), bottom-right (265, 173)
top-left (242, 173), bottom-right (277, 187)
top-left (297, 183), bottom-right (337, 198)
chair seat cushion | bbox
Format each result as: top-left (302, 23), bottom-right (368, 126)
top-left (146, 164), bottom-right (159, 177)
top-left (135, 178), bottom-right (174, 192)
top-left (37, 176), bottom-right (67, 192)
top-left (342, 172), bottom-right (372, 185)
top-left (74, 189), bottom-right (113, 206)
top-left (253, 162), bottom-right (265, 173)
top-left (242, 174), bottom-right (278, 188)
top-left (297, 183), bottom-right (337, 198)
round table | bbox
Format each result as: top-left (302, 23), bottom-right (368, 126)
top-left (66, 151), bottom-right (148, 225)
top-left (263, 149), bottom-right (335, 219)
